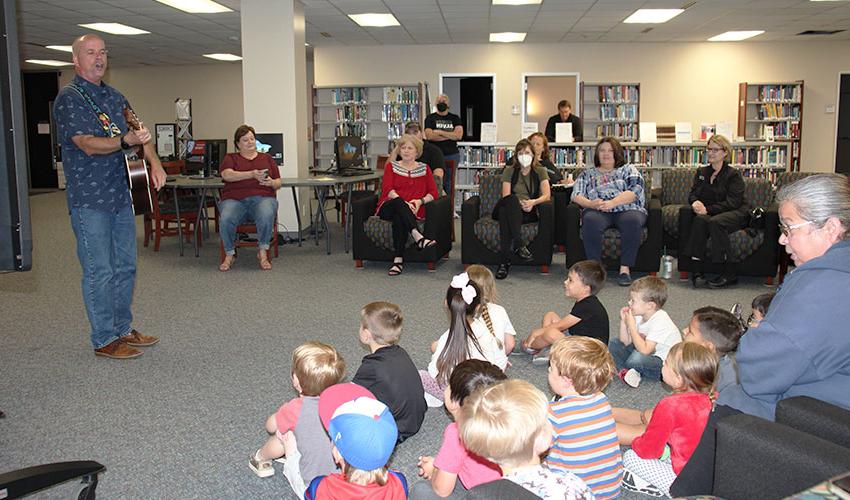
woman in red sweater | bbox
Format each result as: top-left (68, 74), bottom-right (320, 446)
top-left (219, 124), bottom-right (281, 272)
top-left (376, 134), bottom-right (439, 276)
top-left (612, 342), bottom-right (717, 497)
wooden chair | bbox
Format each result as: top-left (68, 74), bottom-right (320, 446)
top-left (144, 186), bottom-right (203, 252)
top-left (218, 216), bottom-right (279, 264)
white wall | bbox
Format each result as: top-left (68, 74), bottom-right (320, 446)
top-left (315, 41), bottom-right (850, 172)
top-left (59, 63), bottom-right (244, 150)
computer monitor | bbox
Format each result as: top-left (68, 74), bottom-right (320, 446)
top-left (334, 136), bottom-right (364, 171)
top-left (203, 139), bottom-right (227, 177)
top-left (254, 133), bottom-right (284, 165)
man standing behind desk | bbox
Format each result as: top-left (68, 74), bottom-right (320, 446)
top-left (424, 94), bottom-right (463, 195)
top-left (545, 99), bottom-right (583, 143)
top-left (54, 34), bottom-right (166, 359)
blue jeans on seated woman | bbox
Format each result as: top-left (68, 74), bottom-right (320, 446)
top-left (608, 338), bottom-right (662, 380)
top-left (219, 195), bottom-right (279, 255)
top-left (581, 209), bottom-right (646, 267)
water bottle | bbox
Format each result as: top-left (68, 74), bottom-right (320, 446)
top-left (660, 249), bottom-right (674, 280)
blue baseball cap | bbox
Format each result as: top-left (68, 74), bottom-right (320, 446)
top-left (328, 397), bottom-right (398, 470)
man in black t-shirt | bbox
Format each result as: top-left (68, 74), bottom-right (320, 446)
top-left (424, 94), bottom-right (463, 195)
top-left (544, 99), bottom-right (583, 143)
top-left (390, 122), bottom-right (446, 191)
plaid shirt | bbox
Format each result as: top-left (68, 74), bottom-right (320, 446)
top-left (571, 164), bottom-right (646, 214)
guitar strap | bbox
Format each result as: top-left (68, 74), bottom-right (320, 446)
top-left (68, 83), bottom-right (122, 138)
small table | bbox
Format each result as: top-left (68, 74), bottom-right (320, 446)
top-left (280, 171), bottom-right (383, 255)
top-left (164, 176), bottom-right (224, 257)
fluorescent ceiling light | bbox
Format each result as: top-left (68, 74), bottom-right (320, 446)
top-left (623, 9), bottom-right (684, 24)
top-left (26, 59), bottom-right (73, 67)
top-left (492, 0), bottom-right (542, 5)
top-left (154, 0), bottom-right (232, 13)
top-left (490, 32), bottom-right (527, 43)
top-left (46, 45), bottom-right (73, 52)
top-left (79, 23), bottom-right (150, 35)
top-left (708, 30), bottom-right (764, 41)
top-left (348, 13), bottom-right (400, 27)
top-left (203, 53), bottom-right (242, 61)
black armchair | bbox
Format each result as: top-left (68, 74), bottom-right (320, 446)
top-left (352, 192), bottom-right (452, 271)
top-left (677, 176), bottom-right (780, 284)
top-left (461, 172), bottom-right (554, 273)
top-left (0, 461), bottom-right (104, 499)
top-left (713, 397), bottom-right (850, 500)
top-left (564, 197), bottom-right (663, 274)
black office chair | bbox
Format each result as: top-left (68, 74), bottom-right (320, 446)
top-left (0, 461), bottom-right (104, 499)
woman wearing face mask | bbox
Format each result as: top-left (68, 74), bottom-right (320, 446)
top-left (571, 137), bottom-right (647, 286)
top-left (492, 139), bottom-right (551, 280)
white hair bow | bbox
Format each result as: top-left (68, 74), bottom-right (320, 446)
top-left (450, 272), bottom-right (477, 305)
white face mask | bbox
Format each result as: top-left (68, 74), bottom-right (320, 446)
top-left (517, 153), bottom-right (533, 168)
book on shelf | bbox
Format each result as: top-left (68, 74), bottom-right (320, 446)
top-left (331, 87), bottom-right (367, 104)
top-left (699, 123), bottom-right (715, 140)
top-left (598, 103), bottom-right (638, 121)
top-left (555, 122), bottom-right (573, 143)
top-left (480, 123), bottom-right (498, 144)
top-left (595, 123), bottom-right (638, 140)
top-left (758, 84), bottom-right (801, 103)
top-left (597, 85), bottom-right (639, 103)
top-left (716, 122), bottom-right (734, 140)
top-left (675, 122), bottom-right (693, 143)
top-left (639, 122), bottom-right (657, 143)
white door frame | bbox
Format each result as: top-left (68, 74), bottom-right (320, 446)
top-left (834, 72), bottom-right (850, 172)
top-left (521, 72), bottom-right (581, 123)
top-left (438, 73), bottom-right (497, 123)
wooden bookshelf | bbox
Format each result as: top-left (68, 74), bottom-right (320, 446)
top-left (737, 81), bottom-right (803, 171)
top-left (580, 82), bottom-right (641, 141)
top-left (311, 83), bottom-right (424, 170)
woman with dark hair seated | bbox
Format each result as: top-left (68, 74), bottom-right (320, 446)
top-left (528, 132), bottom-right (563, 184)
top-left (376, 134), bottom-right (439, 276)
top-left (218, 124), bottom-right (281, 272)
top-left (571, 137), bottom-right (646, 286)
top-left (681, 134), bottom-right (750, 288)
top-left (493, 139), bottom-right (551, 280)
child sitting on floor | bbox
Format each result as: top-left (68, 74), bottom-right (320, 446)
top-left (608, 276), bottom-right (681, 388)
top-left (353, 301), bottom-right (426, 442)
top-left (411, 359), bottom-right (507, 499)
top-left (522, 260), bottom-right (609, 366)
top-left (249, 342), bottom-right (345, 499)
top-left (467, 264), bottom-right (517, 357)
top-left (683, 306), bottom-right (745, 393)
top-left (545, 336), bottom-right (623, 499)
top-left (460, 379), bottom-right (594, 500)
top-left (612, 342), bottom-right (718, 497)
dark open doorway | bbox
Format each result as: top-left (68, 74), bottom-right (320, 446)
top-left (440, 75), bottom-right (494, 142)
top-left (836, 73), bottom-right (850, 175)
top-left (22, 71), bottom-right (59, 189)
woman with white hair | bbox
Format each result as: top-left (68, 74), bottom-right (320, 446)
top-left (672, 173), bottom-right (850, 496)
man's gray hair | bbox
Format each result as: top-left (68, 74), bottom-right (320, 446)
top-left (776, 173), bottom-right (850, 238)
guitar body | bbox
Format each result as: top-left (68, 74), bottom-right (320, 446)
top-left (126, 157), bottom-right (153, 215)
top-left (123, 107), bottom-right (154, 215)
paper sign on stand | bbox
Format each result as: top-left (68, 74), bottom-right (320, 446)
top-left (555, 122), bottom-right (573, 143)
top-left (639, 122), bottom-right (657, 143)
top-left (675, 122), bottom-right (693, 143)
top-left (521, 122), bottom-right (538, 137)
top-left (480, 122), bottom-right (498, 144)
top-left (764, 125), bottom-right (775, 142)
top-left (715, 122), bottom-right (734, 141)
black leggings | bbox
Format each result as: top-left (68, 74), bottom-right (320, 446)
top-left (492, 195), bottom-right (537, 262)
top-left (378, 197), bottom-right (418, 258)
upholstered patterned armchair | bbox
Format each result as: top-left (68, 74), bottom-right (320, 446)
top-left (461, 171), bottom-right (554, 273)
top-left (351, 175), bottom-right (452, 270)
top-left (660, 168), bottom-right (697, 255)
top-left (677, 176), bottom-right (780, 283)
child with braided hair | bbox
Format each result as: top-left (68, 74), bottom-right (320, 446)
top-left (466, 264), bottom-right (517, 357)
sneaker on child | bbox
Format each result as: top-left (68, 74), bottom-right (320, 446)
top-left (249, 450), bottom-right (275, 478)
top-left (619, 368), bottom-right (641, 388)
top-left (622, 469), bottom-right (663, 497)
top-left (531, 348), bottom-right (551, 366)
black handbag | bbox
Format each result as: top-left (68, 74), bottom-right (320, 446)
top-left (749, 206), bottom-right (765, 229)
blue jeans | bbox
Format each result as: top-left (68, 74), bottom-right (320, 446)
top-left (219, 195), bottom-right (279, 254)
top-left (581, 209), bottom-right (647, 267)
top-left (608, 338), bottom-right (662, 380)
top-left (70, 205), bottom-right (137, 348)
top-left (443, 152), bottom-right (460, 196)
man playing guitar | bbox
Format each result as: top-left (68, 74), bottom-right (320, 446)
top-left (53, 34), bottom-right (167, 359)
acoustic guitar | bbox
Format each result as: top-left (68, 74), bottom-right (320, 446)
top-left (122, 107), bottom-right (154, 215)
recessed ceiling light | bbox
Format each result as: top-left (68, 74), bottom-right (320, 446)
top-left (490, 32), bottom-right (526, 43)
top-left (492, 0), bottom-right (542, 5)
top-left (26, 59), bottom-right (73, 67)
top-left (79, 23), bottom-right (150, 35)
top-left (708, 30), bottom-right (764, 41)
top-left (153, 0), bottom-right (232, 13)
top-left (623, 9), bottom-right (684, 24)
top-left (348, 13), bottom-right (400, 27)
top-left (203, 53), bottom-right (242, 61)
top-left (46, 45), bottom-right (73, 52)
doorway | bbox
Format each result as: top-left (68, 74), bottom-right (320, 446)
top-left (836, 73), bottom-right (850, 175)
top-left (22, 72), bottom-right (59, 189)
top-left (523, 73), bottom-right (579, 136)
top-left (439, 74), bottom-right (495, 142)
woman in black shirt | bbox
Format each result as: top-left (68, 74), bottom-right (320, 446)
top-left (529, 132), bottom-right (563, 184)
top-left (682, 134), bottom-right (750, 288)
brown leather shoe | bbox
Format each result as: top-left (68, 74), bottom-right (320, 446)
top-left (121, 329), bottom-right (159, 347)
top-left (94, 339), bottom-right (142, 359)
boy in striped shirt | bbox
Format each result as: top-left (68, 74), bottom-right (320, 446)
top-left (546, 336), bottom-right (623, 499)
